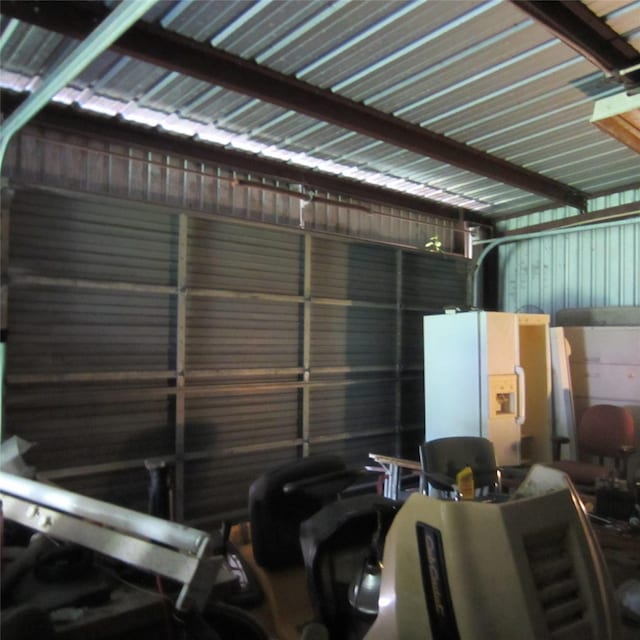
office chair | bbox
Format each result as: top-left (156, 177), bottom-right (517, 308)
top-left (550, 404), bottom-right (636, 492)
top-left (419, 436), bottom-right (502, 499)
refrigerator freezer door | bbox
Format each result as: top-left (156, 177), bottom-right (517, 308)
top-left (424, 312), bottom-right (483, 443)
top-left (424, 312), bottom-right (524, 466)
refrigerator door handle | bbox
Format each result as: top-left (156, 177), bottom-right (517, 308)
top-left (515, 365), bottom-right (526, 425)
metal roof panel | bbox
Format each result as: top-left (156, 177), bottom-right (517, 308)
top-left (2, 0), bottom-right (638, 220)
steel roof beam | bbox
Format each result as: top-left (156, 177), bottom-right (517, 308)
top-left (500, 201), bottom-right (640, 234)
top-left (0, 0), bottom-right (157, 168)
top-left (1, 0), bottom-right (586, 210)
top-left (513, 1), bottom-right (640, 92)
top-left (0, 91), bottom-right (488, 224)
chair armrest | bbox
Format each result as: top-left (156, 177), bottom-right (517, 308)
top-left (423, 472), bottom-right (457, 493)
top-left (282, 467), bottom-right (366, 497)
top-left (551, 435), bottom-right (571, 461)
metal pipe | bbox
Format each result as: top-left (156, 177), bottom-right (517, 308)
top-left (470, 216), bottom-right (640, 307)
top-left (0, 0), bottom-right (157, 169)
top-left (0, 18), bottom-right (21, 54)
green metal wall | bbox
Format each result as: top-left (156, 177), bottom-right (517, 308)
top-left (497, 189), bottom-right (640, 322)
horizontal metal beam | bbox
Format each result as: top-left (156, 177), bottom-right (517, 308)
top-left (495, 189), bottom-right (640, 222)
top-left (9, 272), bottom-right (176, 295)
top-left (0, 91), bottom-right (485, 224)
top-left (7, 371), bottom-right (175, 385)
top-left (471, 215), bottom-right (640, 306)
top-left (0, 0), bottom-right (157, 168)
top-left (2, 0), bottom-right (586, 209)
top-left (500, 201), bottom-right (640, 235)
top-left (513, 1), bottom-right (640, 91)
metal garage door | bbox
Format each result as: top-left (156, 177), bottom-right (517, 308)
top-left (4, 186), bottom-right (469, 527)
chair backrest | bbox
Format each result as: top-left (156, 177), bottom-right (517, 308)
top-left (248, 455), bottom-right (354, 570)
top-left (420, 436), bottom-right (499, 495)
top-left (299, 494), bottom-right (400, 640)
top-left (577, 404), bottom-right (635, 459)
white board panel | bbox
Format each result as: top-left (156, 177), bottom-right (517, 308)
top-left (570, 363), bottom-right (640, 401)
top-left (563, 327), bottom-right (640, 365)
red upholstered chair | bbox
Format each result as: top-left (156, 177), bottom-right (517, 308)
top-left (551, 404), bottom-right (636, 492)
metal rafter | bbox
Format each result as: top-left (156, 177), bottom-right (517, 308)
top-left (0, 0), bottom-right (157, 166)
top-left (1, 0), bottom-right (587, 210)
top-left (0, 90), bottom-right (488, 224)
top-left (512, 1), bottom-right (640, 91)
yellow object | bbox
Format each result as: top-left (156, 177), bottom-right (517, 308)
top-left (456, 466), bottom-right (475, 500)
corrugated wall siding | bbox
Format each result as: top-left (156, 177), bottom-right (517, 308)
top-left (400, 251), bottom-right (469, 457)
top-left (3, 130), bottom-right (470, 528)
top-left (497, 190), bottom-right (640, 323)
top-left (5, 125), bottom-right (462, 252)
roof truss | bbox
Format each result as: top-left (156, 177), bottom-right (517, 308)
top-left (2, 0), bottom-right (589, 211)
top-left (1, 90), bottom-right (490, 224)
top-left (513, 1), bottom-right (640, 93)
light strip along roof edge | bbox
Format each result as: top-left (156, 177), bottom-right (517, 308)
top-left (1, 0), bottom-right (587, 211)
top-left (0, 89), bottom-right (489, 225)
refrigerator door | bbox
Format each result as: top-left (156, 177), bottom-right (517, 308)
top-left (424, 312), bottom-right (523, 466)
top-left (483, 312), bottom-right (522, 465)
top-left (423, 312), bottom-right (483, 443)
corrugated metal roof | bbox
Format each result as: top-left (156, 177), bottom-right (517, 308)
top-left (1, 0), bottom-right (639, 219)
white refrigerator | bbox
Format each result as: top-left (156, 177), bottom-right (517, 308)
top-left (423, 311), bottom-right (552, 466)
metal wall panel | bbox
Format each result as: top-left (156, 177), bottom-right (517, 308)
top-left (8, 189), bottom-right (177, 376)
top-left (401, 310), bottom-right (428, 372)
top-left (402, 251), bottom-right (470, 310)
top-left (310, 305), bottom-right (397, 370)
top-left (562, 326), bottom-right (640, 428)
top-left (400, 378), bottom-right (425, 440)
top-left (306, 200), bottom-right (459, 251)
top-left (183, 394), bottom-right (302, 520)
top-left (5, 189), bottom-right (178, 508)
top-left (306, 237), bottom-right (398, 481)
top-left (188, 218), bottom-right (304, 294)
top-left (311, 238), bottom-right (396, 304)
top-left (499, 187), bottom-right (640, 231)
top-left (184, 448), bottom-right (298, 523)
top-left (185, 390), bottom-right (301, 453)
top-left (498, 196), bottom-right (640, 322)
top-left (186, 297), bottom-right (302, 373)
top-left (3, 131), bottom-right (471, 523)
top-left (398, 251), bottom-right (471, 459)
top-left (10, 189), bottom-right (178, 286)
top-left (8, 287), bottom-right (175, 375)
top-left (309, 382), bottom-right (396, 439)
top-left (7, 391), bottom-right (174, 472)
top-left (5, 127), bottom-right (464, 253)
top-left (60, 468), bottom-right (150, 515)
